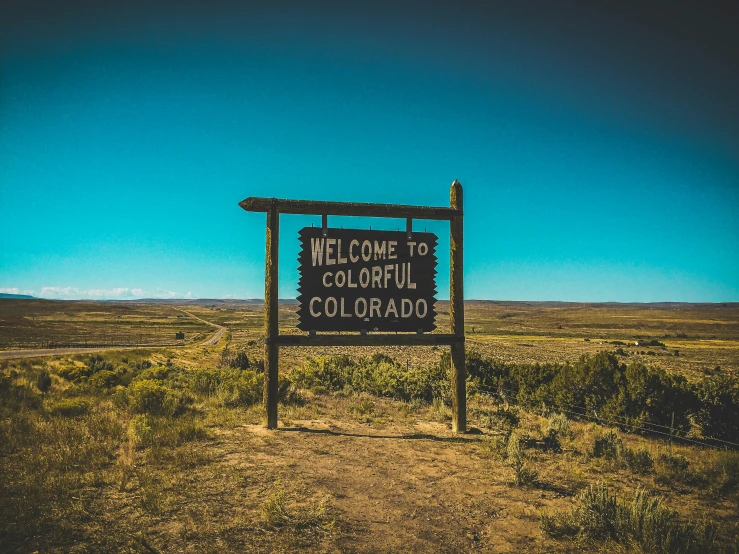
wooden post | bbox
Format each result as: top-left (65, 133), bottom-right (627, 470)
top-left (449, 180), bottom-right (466, 433)
top-left (264, 200), bottom-right (279, 429)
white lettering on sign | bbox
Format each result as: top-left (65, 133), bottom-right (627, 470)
top-left (359, 267), bottom-right (370, 288)
top-left (311, 238), bottom-right (429, 267)
top-left (337, 239), bottom-right (348, 264)
top-left (371, 266), bottom-right (382, 288)
top-left (299, 228), bottom-right (437, 332)
top-left (374, 241), bottom-right (386, 260)
top-left (325, 239), bottom-right (336, 265)
top-left (307, 296), bottom-right (431, 320)
top-left (324, 263), bottom-right (421, 290)
top-left (361, 240), bottom-right (372, 261)
top-left (311, 238), bottom-right (325, 266)
top-left (310, 297), bottom-right (321, 316)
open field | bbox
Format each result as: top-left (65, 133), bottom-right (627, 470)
top-left (1, 300), bottom-right (738, 552)
top-left (0, 299), bottom-right (213, 349)
top-left (173, 300), bottom-right (739, 381)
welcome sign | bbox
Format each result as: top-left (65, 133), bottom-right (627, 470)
top-left (297, 227), bottom-right (438, 332)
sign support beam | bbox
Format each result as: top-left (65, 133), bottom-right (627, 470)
top-left (450, 180), bottom-right (466, 433)
top-left (264, 201), bottom-right (279, 429)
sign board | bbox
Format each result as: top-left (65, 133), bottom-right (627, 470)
top-left (239, 180), bottom-right (465, 432)
top-left (297, 227), bottom-right (438, 332)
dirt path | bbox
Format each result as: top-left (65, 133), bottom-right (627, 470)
top-left (194, 417), bottom-right (561, 553)
top-left (175, 309), bottom-right (226, 346)
top-left (0, 310), bottom-right (227, 359)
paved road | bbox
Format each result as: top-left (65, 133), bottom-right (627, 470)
top-left (0, 310), bottom-right (227, 360)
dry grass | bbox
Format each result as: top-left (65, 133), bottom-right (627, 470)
top-left (1, 300), bottom-right (738, 552)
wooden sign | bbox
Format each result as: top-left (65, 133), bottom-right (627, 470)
top-left (296, 227), bottom-right (437, 332)
top-left (239, 180), bottom-right (466, 433)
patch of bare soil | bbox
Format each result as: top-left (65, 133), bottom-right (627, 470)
top-left (198, 418), bottom-right (568, 553)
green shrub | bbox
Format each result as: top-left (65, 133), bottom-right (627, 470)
top-left (655, 453), bottom-right (698, 486)
top-left (624, 447), bottom-right (654, 474)
top-left (50, 398), bottom-right (90, 417)
top-left (58, 365), bottom-right (85, 382)
top-left (36, 369), bottom-right (52, 392)
top-left (127, 379), bottom-right (192, 416)
top-left (290, 354), bottom-right (449, 402)
top-left (695, 374), bottom-right (739, 443)
top-left (217, 371), bottom-right (261, 408)
top-left (544, 412), bottom-right (573, 452)
top-left (228, 351), bottom-right (251, 370)
top-left (128, 380), bottom-right (168, 414)
top-left (591, 430), bottom-right (653, 474)
top-left (477, 404), bottom-right (520, 432)
top-left (190, 368), bottom-right (264, 407)
top-left (592, 430), bottom-right (624, 460)
top-left (88, 354), bottom-right (114, 374)
top-left (88, 369), bottom-right (119, 389)
top-left (57, 355), bottom-right (117, 383)
top-left (0, 375), bottom-right (42, 410)
top-left (542, 483), bottom-right (718, 552)
top-left (136, 366), bottom-right (170, 381)
top-left (465, 351), bottom-right (697, 435)
top-left (659, 452), bottom-right (690, 474)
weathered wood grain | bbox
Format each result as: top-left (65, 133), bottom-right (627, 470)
top-left (240, 197), bottom-right (460, 220)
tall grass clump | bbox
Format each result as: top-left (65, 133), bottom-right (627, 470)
top-left (541, 483), bottom-right (718, 552)
top-left (506, 432), bottom-right (537, 486)
top-left (543, 412), bottom-right (572, 451)
top-left (590, 430), bottom-right (654, 474)
top-left (0, 401), bottom-right (124, 549)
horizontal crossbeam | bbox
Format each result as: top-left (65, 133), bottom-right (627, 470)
top-left (271, 333), bottom-right (463, 347)
top-left (239, 197), bottom-right (460, 220)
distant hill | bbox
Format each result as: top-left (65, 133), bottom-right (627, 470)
top-left (123, 298), bottom-right (299, 306)
top-left (0, 293), bottom-right (35, 299)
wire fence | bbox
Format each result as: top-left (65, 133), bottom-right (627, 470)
top-left (470, 382), bottom-right (739, 450)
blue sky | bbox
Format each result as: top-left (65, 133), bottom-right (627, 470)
top-left (1, 1), bottom-right (738, 302)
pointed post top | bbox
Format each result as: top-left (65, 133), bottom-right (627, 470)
top-left (450, 180), bottom-right (463, 212)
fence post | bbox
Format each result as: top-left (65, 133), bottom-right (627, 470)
top-left (264, 200), bottom-right (279, 429)
top-left (450, 180), bottom-right (466, 433)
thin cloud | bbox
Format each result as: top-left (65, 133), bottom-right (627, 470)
top-left (36, 287), bottom-right (194, 300)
